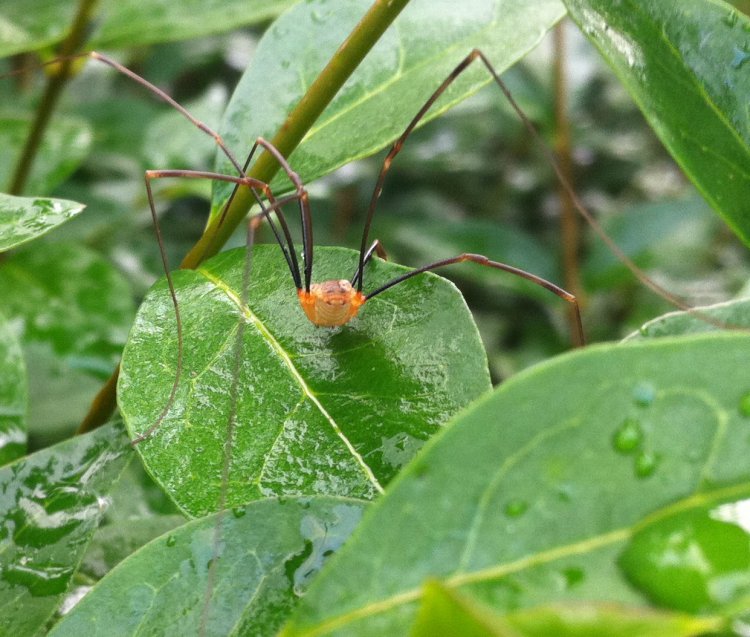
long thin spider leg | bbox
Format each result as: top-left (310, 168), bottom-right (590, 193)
top-left (89, 52), bottom-right (247, 176)
top-left (355, 52), bottom-right (482, 292)
top-left (130, 169), bottom-right (301, 444)
top-left (254, 138), bottom-right (314, 291)
top-left (353, 47), bottom-right (711, 333)
top-left (216, 139), bottom-right (304, 289)
top-left (351, 240), bottom-right (387, 287)
top-left (364, 253), bottom-right (585, 347)
top-left (467, 49), bottom-right (699, 317)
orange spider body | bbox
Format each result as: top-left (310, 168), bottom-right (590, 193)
top-left (297, 281), bottom-right (366, 327)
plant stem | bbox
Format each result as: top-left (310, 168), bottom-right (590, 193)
top-left (552, 20), bottom-right (584, 343)
top-left (8, 0), bottom-right (100, 195)
top-left (181, 0), bottom-right (411, 269)
top-left (78, 0), bottom-right (412, 433)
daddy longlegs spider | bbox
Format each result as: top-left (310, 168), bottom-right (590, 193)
top-left (46, 49), bottom-right (587, 450)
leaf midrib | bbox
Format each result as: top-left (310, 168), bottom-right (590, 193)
top-left (196, 266), bottom-right (384, 494)
top-left (293, 480), bottom-right (750, 636)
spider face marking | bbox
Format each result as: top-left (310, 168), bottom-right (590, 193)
top-left (298, 280), bottom-right (366, 327)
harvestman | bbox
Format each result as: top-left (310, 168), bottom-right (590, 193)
top-left (66, 50), bottom-right (587, 444)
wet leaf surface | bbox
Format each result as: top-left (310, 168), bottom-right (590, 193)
top-left (120, 245), bottom-right (491, 517)
top-left (281, 333), bottom-right (750, 634)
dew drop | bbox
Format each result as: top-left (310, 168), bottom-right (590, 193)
top-left (232, 506), bottom-right (247, 519)
top-left (634, 450), bottom-right (660, 478)
top-left (562, 566), bottom-right (585, 588)
top-left (612, 418), bottom-right (644, 454)
top-left (632, 382), bottom-right (656, 407)
top-left (738, 391), bottom-right (750, 417)
top-left (619, 499), bottom-right (750, 612)
top-left (166, 534), bottom-right (176, 547)
top-left (504, 499), bottom-right (529, 518)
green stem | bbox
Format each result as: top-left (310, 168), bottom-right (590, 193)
top-left (552, 20), bottom-right (584, 343)
top-left (8, 0), bottom-right (100, 195)
top-left (181, 0), bottom-right (411, 270)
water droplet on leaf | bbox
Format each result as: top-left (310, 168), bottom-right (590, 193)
top-left (738, 391), bottom-right (750, 417)
top-left (634, 450), bottom-right (660, 478)
top-left (632, 382), bottom-right (656, 407)
top-left (166, 535), bottom-right (176, 547)
top-left (504, 499), bottom-right (529, 518)
top-left (613, 418), bottom-right (644, 454)
top-left (619, 499), bottom-right (750, 612)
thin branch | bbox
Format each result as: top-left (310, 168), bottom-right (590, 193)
top-left (8, 0), bottom-right (100, 194)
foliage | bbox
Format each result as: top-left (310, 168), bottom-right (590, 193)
top-left (0, 0), bottom-right (749, 635)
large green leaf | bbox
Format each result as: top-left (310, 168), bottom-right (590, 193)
top-left (119, 245), bottom-right (491, 517)
top-left (0, 193), bottom-right (85, 252)
top-left (48, 496), bottom-right (365, 637)
top-left (212, 0), bottom-right (566, 210)
top-left (0, 423), bottom-right (130, 637)
top-left (281, 332), bottom-right (750, 634)
top-left (563, 0), bottom-right (750, 246)
top-left (92, 0), bottom-right (297, 48)
top-left (0, 309), bottom-right (26, 465)
top-left (0, 0), bottom-right (297, 58)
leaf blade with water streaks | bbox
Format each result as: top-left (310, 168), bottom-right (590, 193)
top-left (48, 496), bottom-right (366, 637)
top-left (119, 246), bottom-right (491, 517)
top-left (0, 423), bottom-right (130, 637)
top-left (281, 332), bottom-right (750, 634)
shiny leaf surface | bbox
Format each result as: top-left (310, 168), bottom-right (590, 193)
top-left (0, 309), bottom-right (26, 465)
top-left (563, 0), bottom-right (750, 245)
top-left (212, 0), bottom-right (566, 208)
top-left (0, 0), bottom-right (297, 57)
top-left (49, 496), bottom-right (366, 637)
top-left (282, 333), bottom-right (750, 634)
top-left (0, 423), bottom-right (130, 637)
top-left (625, 298), bottom-right (750, 341)
top-left (119, 246), bottom-right (491, 517)
top-left (0, 193), bottom-right (85, 252)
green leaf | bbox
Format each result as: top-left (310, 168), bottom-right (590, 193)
top-left (563, 0), bottom-right (750, 246)
top-left (119, 245), bottom-right (491, 517)
top-left (0, 423), bottom-right (130, 637)
top-left (625, 297), bottom-right (750, 341)
top-left (0, 193), bottom-right (85, 252)
top-left (281, 332), bottom-right (750, 634)
top-left (48, 496), bottom-right (366, 637)
top-left (412, 582), bottom-right (724, 637)
top-left (0, 0), bottom-right (297, 57)
top-left (412, 581), bottom-right (519, 637)
top-left (92, 0), bottom-right (298, 49)
top-left (212, 0), bottom-right (566, 209)
top-left (0, 309), bottom-right (27, 465)
top-left (0, 116), bottom-right (92, 196)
